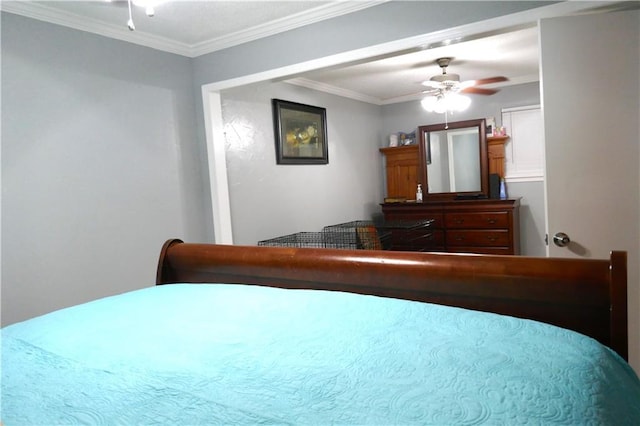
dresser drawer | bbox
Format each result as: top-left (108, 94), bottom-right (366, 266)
top-left (386, 212), bottom-right (444, 229)
top-left (388, 230), bottom-right (444, 251)
top-left (381, 199), bottom-right (520, 255)
top-left (445, 212), bottom-right (509, 229)
top-left (446, 230), bottom-right (510, 247)
top-left (448, 246), bottom-right (514, 255)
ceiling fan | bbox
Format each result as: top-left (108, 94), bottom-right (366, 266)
top-left (104, 0), bottom-right (164, 30)
top-left (419, 57), bottom-right (509, 120)
top-left (422, 57), bottom-right (508, 97)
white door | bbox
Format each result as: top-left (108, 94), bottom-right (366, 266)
top-left (540, 10), bottom-right (639, 371)
top-left (540, 10), bottom-right (639, 259)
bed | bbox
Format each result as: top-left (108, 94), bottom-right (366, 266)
top-left (2, 239), bottom-right (639, 424)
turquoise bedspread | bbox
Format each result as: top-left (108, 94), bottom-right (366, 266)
top-left (2, 284), bottom-right (640, 425)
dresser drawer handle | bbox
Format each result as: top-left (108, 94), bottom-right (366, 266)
top-left (410, 233), bottom-right (435, 242)
top-left (487, 218), bottom-right (497, 224)
top-left (455, 236), bottom-right (465, 241)
top-left (454, 219), bottom-right (464, 224)
top-left (486, 236), bottom-right (497, 242)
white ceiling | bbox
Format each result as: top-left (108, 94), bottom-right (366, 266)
top-left (1, 1), bottom-right (379, 56)
top-left (3, 1), bottom-right (626, 105)
top-left (288, 26), bottom-right (540, 105)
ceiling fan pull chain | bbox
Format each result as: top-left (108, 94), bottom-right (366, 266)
top-left (127, 0), bottom-right (135, 31)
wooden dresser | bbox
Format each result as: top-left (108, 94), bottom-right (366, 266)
top-left (487, 135), bottom-right (509, 178)
top-left (379, 145), bottom-right (420, 201)
top-left (381, 198), bottom-right (520, 255)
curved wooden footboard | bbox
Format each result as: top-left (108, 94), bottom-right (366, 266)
top-left (157, 239), bottom-right (628, 360)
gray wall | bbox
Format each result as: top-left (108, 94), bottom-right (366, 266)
top-left (1, 13), bottom-right (206, 325)
top-left (221, 82), bottom-right (383, 244)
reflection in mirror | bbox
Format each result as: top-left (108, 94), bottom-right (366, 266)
top-left (418, 119), bottom-right (488, 198)
top-left (427, 128), bottom-right (480, 192)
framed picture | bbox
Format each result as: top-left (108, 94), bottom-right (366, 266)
top-left (272, 99), bottom-right (328, 165)
top-left (398, 131), bottom-right (416, 146)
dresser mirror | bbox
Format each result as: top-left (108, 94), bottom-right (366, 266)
top-left (418, 119), bottom-right (489, 199)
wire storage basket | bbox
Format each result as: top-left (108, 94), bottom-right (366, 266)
top-left (322, 220), bottom-right (388, 250)
top-left (323, 219), bottom-right (434, 250)
top-left (257, 230), bottom-right (359, 250)
top-left (258, 219), bottom-right (434, 251)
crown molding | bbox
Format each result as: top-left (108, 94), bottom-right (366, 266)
top-left (1, 1), bottom-right (192, 56)
top-left (190, 1), bottom-right (388, 57)
top-left (286, 72), bottom-right (541, 106)
top-left (1, 1), bottom-right (387, 58)
top-left (286, 77), bottom-right (383, 105)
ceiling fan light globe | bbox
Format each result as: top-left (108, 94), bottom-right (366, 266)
top-left (422, 93), bottom-right (471, 113)
top-left (447, 93), bottom-right (471, 111)
top-left (421, 96), bottom-right (439, 112)
top-left (434, 103), bottom-right (448, 114)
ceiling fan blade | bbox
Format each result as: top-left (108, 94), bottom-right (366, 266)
top-left (97, 0), bottom-right (128, 6)
top-left (422, 80), bottom-right (444, 88)
top-left (460, 87), bottom-right (499, 95)
top-left (473, 76), bottom-right (509, 86)
top-left (422, 89), bottom-right (442, 96)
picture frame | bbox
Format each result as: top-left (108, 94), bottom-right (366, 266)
top-left (398, 131), bottom-right (416, 146)
top-left (272, 99), bottom-right (328, 165)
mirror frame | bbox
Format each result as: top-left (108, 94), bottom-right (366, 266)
top-left (418, 118), bottom-right (489, 200)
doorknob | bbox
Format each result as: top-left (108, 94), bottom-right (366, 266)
top-left (553, 232), bottom-right (571, 247)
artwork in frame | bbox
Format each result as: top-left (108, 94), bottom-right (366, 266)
top-left (272, 99), bottom-right (328, 165)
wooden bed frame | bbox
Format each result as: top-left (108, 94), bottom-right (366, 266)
top-left (156, 239), bottom-right (628, 360)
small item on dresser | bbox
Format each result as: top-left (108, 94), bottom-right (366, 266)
top-left (495, 126), bottom-right (507, 136)
top-left (384, 197), bottom-right (407, 203)
top-left (416, 184), bottom-right (423, 202)
top-left (499, 178), bottom-right (507, 199)
top-left (489, 173), bottom-right (501, 199)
